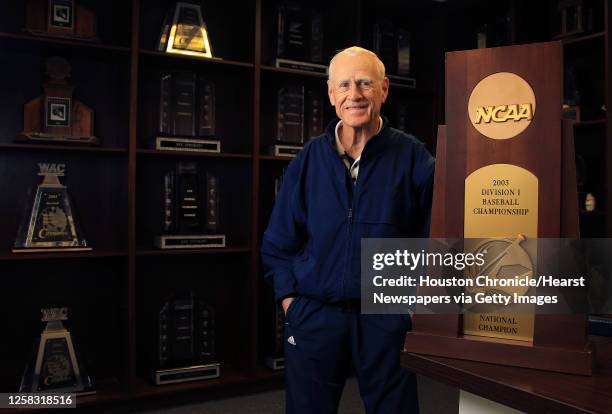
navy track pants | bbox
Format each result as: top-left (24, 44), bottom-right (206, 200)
top-left (283, 296), bottom-right (419, 414)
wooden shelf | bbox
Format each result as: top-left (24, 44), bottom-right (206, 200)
top-left (1, 369), bottom-right (282, 413)
top-left (136, 149), bottom-right (251, 159)
top-left (75, 377), bottom-right (124, 407)
top-left (0, 142), bottom-right (128, 155)
top-left (261, 65), bottom-right (328, 78)
top-left (389, 82), bottom-right (418, 91)
top-left (580, 210), bottom-right (605, 217)
top-left (574, 119), bottom-right (606, 127)
top-left (563, 31), bottom-right (605, 46)
top-left (0, 249), bottom-right (127, 261)
top-left (2, 379), bottom-right (124, 413)
top-left (136, 247), bottom-right (252, 256)
top-left (0, 31), bottom-right (130, 53)
top-left (130, 367), bottom-right (283, 400)
top-left (132, 369), bottom-right (246, 398)
top-left (260, 155), bottom-right (295, 161)
top-left (140, 49), bottom-right (254, 69)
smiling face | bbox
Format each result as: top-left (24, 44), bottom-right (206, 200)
top-left (327, 51), bottom-right (389, 131)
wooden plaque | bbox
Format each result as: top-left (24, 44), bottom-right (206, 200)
top-left (405, 42), bottom-right (593, 375)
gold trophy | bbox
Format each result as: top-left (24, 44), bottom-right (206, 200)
top-left (20, 307), bottom-right (93, 393)
top-left (14, 163), bottom-right (91, 253)
top-left (157, 2), bottom-right (215, 59)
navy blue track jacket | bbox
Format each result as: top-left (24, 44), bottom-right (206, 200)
top-left (261, 117), bottom-right (435, 303)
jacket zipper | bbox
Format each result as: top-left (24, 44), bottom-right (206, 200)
top-left (341, 209), bottom-right (353, 301)
top-left (341, 173), bottom-right (357, 300)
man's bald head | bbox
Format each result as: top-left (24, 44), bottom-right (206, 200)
top-left (328, 46), bottom-right (386, 81)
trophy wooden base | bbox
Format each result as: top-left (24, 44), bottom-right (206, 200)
top-left (404, 331), bottom-right (594, 375)
top-left (387, 74), bottom-right (417, 88)
top-left (152, 363), bottom-right (221, 385)
top-left (265, 356), bottom-right (285, 370)
top-left (25, 30), bottom-right (99, 42)
top-left (12, 246), bottom-right (93, 253)
top-left (268, 144), bottom-right (302, 157)
top-left (155, 234), bottom-right (226, 249)
top-left (155, 136), bottom-right (221, 153)
top-left (17, 132), bottom-right (99, 145)
top-left (273, 58), bottom-right (328, 74)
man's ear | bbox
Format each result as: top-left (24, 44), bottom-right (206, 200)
top-left (381, 77), bottom-right (390, 103)
top-left (327, 79), bottom-right (336, 106)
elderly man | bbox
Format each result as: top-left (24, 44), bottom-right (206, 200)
top-left (262, 46), bottom-right (434, 414)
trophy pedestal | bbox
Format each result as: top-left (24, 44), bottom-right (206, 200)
top-left (387, 74), bottom-right (417, 89)
top-left (152, 363), bottom-right (220, 385)
top-left (25, 30), bottom-right (98, 42)
top-left (268, 144), bottom-right (302, 157)
top-left (265, 356), bottom-right (285, 370)
top-left (155, 234), bottom-right (226, 249)
top-left (273, 58), bottom-right (328, 74)
top-left (17, 132), bottom-right (99, 146)
top-left (156, 136), bottom-right (221, 153)
top-left (13, 246), bottom-right (92, 253)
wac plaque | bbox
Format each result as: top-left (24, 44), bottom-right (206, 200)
top-left (14, 163), bottom-right (90, 253)
top-left (20, 307), bottom-right (93, 393)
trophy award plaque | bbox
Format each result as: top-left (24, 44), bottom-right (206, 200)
top-left (373, 21), bottom-right (416, 88)
top-left (265, 302), bottom-right (286, 370)
top-left (269, 85), bottom-right (304, 157)
top-left (151, 292), bottom-right (219, 385)
top-left (155, 71), bottom-right (219, 153)
top-left (274, 2), bottom-right (327, 74)
top-left (157, 2), bottom-right (214, 59)
top-left (20, 308), bottom-right (93, 393)
top-left (17, 57), bottom-right (98, 145)
top-left (25, 0), bottom-right (96, 40)
top-left (14, 163), bottom-right (90, 253)
top-left (405, 42), bottom-right (593, 375)
top-left (155, 162), bottom-right (225, 249)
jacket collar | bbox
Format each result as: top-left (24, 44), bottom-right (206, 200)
top-left (325, 116), bottom-right (391, 160)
